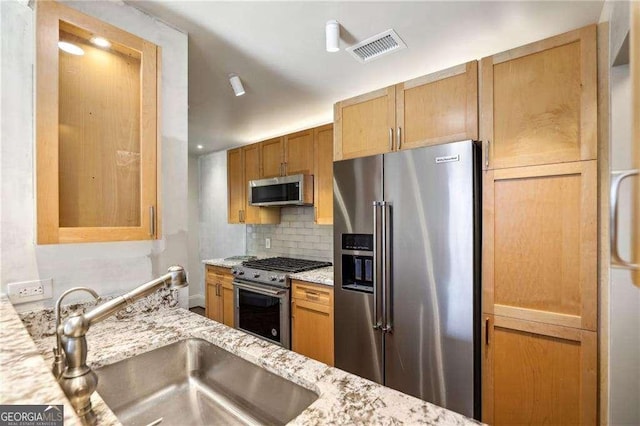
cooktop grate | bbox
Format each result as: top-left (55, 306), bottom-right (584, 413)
top-left (241, 257), bottom-right (331, 273)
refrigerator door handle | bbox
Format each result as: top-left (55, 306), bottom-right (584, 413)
top-left (610, 169), bottom-right (640, 270)
top-left (372, 201), bottom-right (383, 330)
top-left (381, 201), bottom-right (393, 333)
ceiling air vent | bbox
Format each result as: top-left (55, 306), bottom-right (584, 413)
top-left (346, 29), bottom-right (407, 63)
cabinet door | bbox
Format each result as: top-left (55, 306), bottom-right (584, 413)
top-left (481, 25), bottom-right (597, 169)
top-left (482, 315), bottom-right (597, 425)
top-left (242, 144), bottom-right (263, 224)
top-left (36, 1), bottom-right (159, 244)
top-left (396, 61), bottom-right (478, 150)
top-left (227, 148), bottom-right (244, 224)
top-left (284, 130), bottom-right (314, 176)
top-left (205, 267), bottom-right (222, 322)
top-left (314, 124), bottom-right (333, 224)
top-left (334, 86), bottom-right (396, 160)
top-left (261, 137), bottom-right (284, 178)
top-left (291, 281), bottom-right (334, 365)
top-left (221, 274), bottom-right (235, 328)
top-left (483, 161), bottom-right (597, 330)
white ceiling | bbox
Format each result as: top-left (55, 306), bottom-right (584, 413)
top-left (129, 1), bottom-right (604, 154)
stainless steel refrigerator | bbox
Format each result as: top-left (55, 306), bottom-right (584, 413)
top-left (333, 140), bottom-right (481, 419)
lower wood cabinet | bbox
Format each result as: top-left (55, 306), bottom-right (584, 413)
top-left (291, 280), bottom-right (334, 366)
top-left (482, 315), bottom-right (597, 425)
top-left (205, 265), bottom-right (234, 327)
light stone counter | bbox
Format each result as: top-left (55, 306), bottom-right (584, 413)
top-left (289, 266), bottom-right (334, 287)
top-left (202, 257), bottom-right (245, 268)
top-left (4, 293), bottom-right (480, 426)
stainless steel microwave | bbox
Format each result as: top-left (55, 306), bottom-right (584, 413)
top-left (248, 174), bottom-right (313, 206)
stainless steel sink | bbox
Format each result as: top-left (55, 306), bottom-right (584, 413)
top-left (95, 338), bottom-right (318, 426)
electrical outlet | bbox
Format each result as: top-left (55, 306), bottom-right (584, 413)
top-left (265, 238), bottom-right (271, 249)
top-left (7, 278), bottom-right (53, 304)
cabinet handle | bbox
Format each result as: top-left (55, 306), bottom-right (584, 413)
top-left (149, 206), bottom-right (155, 237)
top-left (291, 300), bottom-right (295, 319)
top-left (484, 140), bottom-right (490, 168)
top-left (388, 128), bottom-right (394, 151)
top-left (239, 210), bottom-right (244, 223)
top-left (485, 317), bottom-right (490, 345)
top-left (284, 162), bottom-right (287, 176)
top-left (305, 290), bottom-right (319, 300)
top-left (397, 127), bottom-right (402, 150)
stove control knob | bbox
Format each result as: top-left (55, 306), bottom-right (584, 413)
top-left (270, 275), bottom-right (277, 281)
top-left (238, 270), bottom-right (244, 276)
top-left (253, 273), bottom-right (260, 278)
top-left (278, 277), bottom-right (285, 283)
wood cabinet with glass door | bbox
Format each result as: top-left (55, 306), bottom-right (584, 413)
top-left (314, 124), bottom-right (334, 224)
top-left (480, 25), bottom-right (597, 170)
top-left (227, 148), bottom-right (244, 224)
top-left (36, 1), bottom-right (159, 244)
top-left (205, 265), bottom-right (234, 328)
top-left (291, 280), bottom-right (334, 366)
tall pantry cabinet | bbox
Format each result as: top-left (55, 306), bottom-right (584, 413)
top-left (481, 25), bottom-right (598, 425)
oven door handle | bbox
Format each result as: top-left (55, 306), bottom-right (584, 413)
top-left (233, 280), bottom-right (287, 297)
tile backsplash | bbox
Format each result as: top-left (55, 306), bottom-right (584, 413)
top-left (246, 207), bottom-right (333, 262)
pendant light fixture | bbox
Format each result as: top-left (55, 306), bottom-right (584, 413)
top-left (228, 73), bottom-right (245, 97)
top-left (326, 20), bottom-right (340, 52)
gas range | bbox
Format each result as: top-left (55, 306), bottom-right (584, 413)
top-left (231, 257), bottom-right (332, 287)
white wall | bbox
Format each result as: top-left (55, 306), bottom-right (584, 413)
top-left (0, 0), bottom-right (189, 311)
top-left (187, 154), bottom-right (203, 307)
top-left (198, 150), bottom-right (246, 260)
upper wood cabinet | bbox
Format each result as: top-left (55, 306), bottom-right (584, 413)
top-left (314, 124), bottom-right (334, 224)
top-left (227, 148), bottom-right (244, 224)
top-left (483, 161), bottom-right (597, 331)
top-left (397, 61), bottom-right (478, 150)
top-left (260, 137), bottom-right (284, 178)
top-left (482, 315), bottom-right (597, 426)
top-left (284, 130), bottom-right (315, 176)
top-left (226, 146), bottom-right (279, 225)
top-left (333, 61), bottom-right (478, 161)
top-left (334, 86), bottom-right (396, 161)
top-left (260, 131), bottom-right (315, 177)
top-left (480, 25), bottom-right (597, 170)
top-left (36, 1), bottom-right (159, 244)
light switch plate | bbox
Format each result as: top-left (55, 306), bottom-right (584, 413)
top-left (265, 238), bottom-right (271, 249)
top-left (7, 278), bottom-right (53, 304)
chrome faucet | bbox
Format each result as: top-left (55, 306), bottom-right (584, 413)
top-left (52, 287), bottom-right (101, 380)
top-left (54, 266), bottom-right (188, 425)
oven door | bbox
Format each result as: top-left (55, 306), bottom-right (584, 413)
top-left (233, 279), bottom-right (290, 349)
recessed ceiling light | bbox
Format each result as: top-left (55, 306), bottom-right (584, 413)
top-left (197, 145), bottom-right (203, 150)
top-left (58, 41), bottom-right (84, 56)
top-left (90, 37), bottom-right (111, 48)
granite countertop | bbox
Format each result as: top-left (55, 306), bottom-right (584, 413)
top-left (202, 257), bottom-right (245, 268)
top-left (2, 294), bottom-right (479, 426)
top-left (289, 266), bottom-right (334, 287)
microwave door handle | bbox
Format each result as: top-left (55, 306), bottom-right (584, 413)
top-left (233, 281), bottom-right (285, 297)
top-left (372, 202), bottom-right (382, 330)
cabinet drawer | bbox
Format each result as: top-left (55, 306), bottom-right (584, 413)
top-left (206, 265), bottom-right (232, 283)
top-left (292, 280), bottom-right (332, 306)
